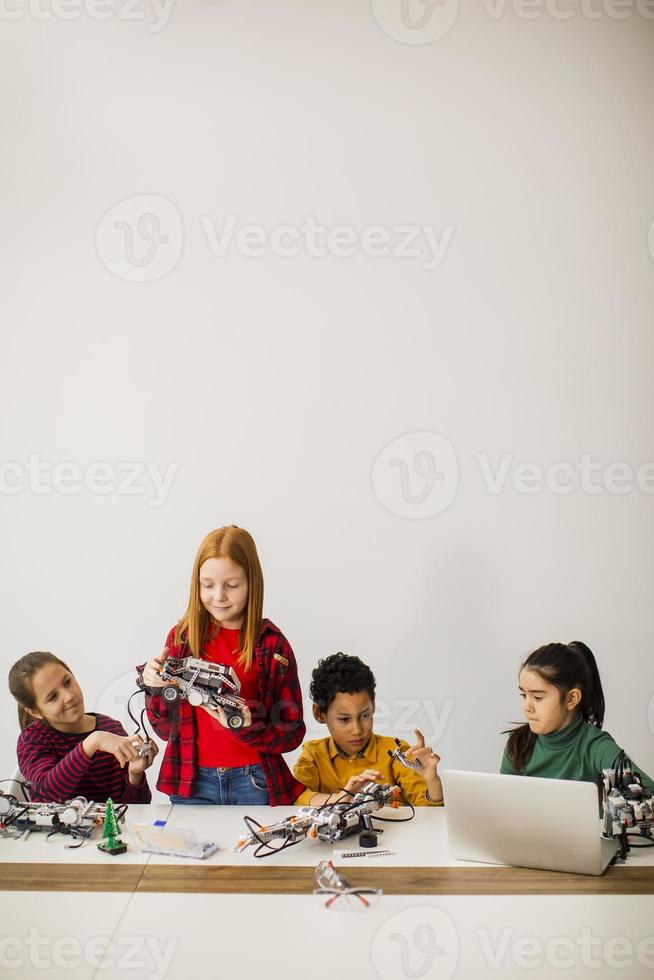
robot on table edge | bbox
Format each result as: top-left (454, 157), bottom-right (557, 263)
top-left (236, 781), bottom-right (404, 857)
top-left (0, 790), bottom-right (127, 846)
top-left (600, 752), bottom-right (654, 861)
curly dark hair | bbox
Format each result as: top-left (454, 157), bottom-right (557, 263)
top-left (309, 652), bottom-right (376, 711)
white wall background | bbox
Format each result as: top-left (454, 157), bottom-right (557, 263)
top-left (1, 0), bottom-right (653, 803)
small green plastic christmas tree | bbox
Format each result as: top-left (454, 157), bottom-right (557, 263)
top-left (97, 798), bottom-right (127, 855)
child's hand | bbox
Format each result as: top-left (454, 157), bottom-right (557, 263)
top-left (405, 729), bottom-right (441, 779)
top-left (406, 729), bottom-right (443, 803)
top-left (141, 648), bottom-right (171, 688)
top-left (127, 737), bottom-right (159, 777)
top-left (200, 704), bottom-right (253, 729)
top-left (343, 769), bottom-right (383, 795)
top-left (85, 731), bottom-right (144, 768)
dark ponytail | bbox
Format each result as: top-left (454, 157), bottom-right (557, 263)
top-left (504, 641), bottom-right (605, 773)
top-left (8, 651), bottom-right (73, 730)
top-left (567, 640), bottom-right (604, 727)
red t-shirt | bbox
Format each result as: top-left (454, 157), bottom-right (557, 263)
top-left (195, 627), bottom-right (261, 767)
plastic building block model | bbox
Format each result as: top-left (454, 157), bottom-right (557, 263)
top-left (0, 791), bottom-right (127, 847)
top-left (97, 798), bottom-right (127, 855)
top-left (601, 753), bottom-right (654, 861)
top-left (139, 656), bottom-right (247, 729)
top-left (387, 737), bottom-right (423, 771)
top-left (236, 781), bottom-right (404, 857)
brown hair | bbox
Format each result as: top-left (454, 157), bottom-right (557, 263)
top-left (175, 525), bottom-right (264, 671)
top-left (8, 651), bottom-right (73, 730)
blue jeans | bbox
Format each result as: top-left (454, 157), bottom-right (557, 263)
top-left (170, 764), bottom-right (270, 806)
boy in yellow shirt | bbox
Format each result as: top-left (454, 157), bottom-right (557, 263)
top-left (294, 653), bottom-right (443, 806)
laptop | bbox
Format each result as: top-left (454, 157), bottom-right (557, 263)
top-left (441, 769), bottom-right (619, 876)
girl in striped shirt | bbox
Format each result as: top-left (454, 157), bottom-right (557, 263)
top-left (9, 651), bottom-right (156, 803)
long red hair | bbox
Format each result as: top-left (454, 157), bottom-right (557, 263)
top-left (175, 526), bottom-right (264, 670)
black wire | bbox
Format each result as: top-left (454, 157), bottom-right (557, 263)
top-left (65, 827), bottom-right (94, 849)
top-left (242, 814), bottom-right (304, 859)
top-left (0, 779), bottom-right (32, 802)
top-left (3, 804), bottom-right (29, 828)
top-left (127, 690), bottom-right (153, 744)
top-left (253, 836), bottom-right (303, 859)
top-left (326, 785), bottom-right (409, 822)
top-left (374, 801), bottom-right (416, 824)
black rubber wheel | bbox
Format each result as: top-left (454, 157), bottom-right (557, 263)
top-left (227, 713), bottom-right (244, 730)
top-left (162, 686), bottom-right (179, 703)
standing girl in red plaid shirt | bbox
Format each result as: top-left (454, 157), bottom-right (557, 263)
top-left (138, 525), bottom-right (305, 805)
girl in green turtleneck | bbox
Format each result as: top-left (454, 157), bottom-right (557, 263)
top-left (501, 641), bottom-right (654, 793)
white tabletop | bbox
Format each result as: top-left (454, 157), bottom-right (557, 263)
top-left (63, 892), bottom-right (654, 980)
top-left (144, 803), bottom-right (654, 869)
top-left (2, 803), bottom-right (653, 869)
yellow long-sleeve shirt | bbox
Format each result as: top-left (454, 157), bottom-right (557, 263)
top-left (293, 733), bottom-right (442, 806)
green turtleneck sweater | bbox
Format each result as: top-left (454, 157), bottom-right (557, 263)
top-left (500, 712), bottom-right (654, 792)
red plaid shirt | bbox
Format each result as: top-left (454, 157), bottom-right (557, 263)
top-left (136, 619), bottom-right (305, 805)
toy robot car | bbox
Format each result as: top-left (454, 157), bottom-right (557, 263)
top-left (236, 781), bottom-right (402, 855)
top-left (139, 656), bottom-right (247, 730)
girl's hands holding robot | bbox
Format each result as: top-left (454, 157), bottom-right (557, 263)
top-left (127, 737), bottom-right (159, 776)
top-left (141, 648), bottom-right (171, 688)
top-left (83, 731), bottom-right (146, 768)
top-left (200, 703), bottom-right (253, 729)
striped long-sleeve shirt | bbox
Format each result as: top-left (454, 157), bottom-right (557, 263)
top-left (16, 713), bottom-right (152, 804)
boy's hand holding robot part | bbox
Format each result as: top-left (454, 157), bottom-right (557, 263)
top-left (389, 730), bottom-right (443, 802)
top-left (139, 647), bottom-right (249, 730)
top-left (391, 729), bottom-right (441, 777)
